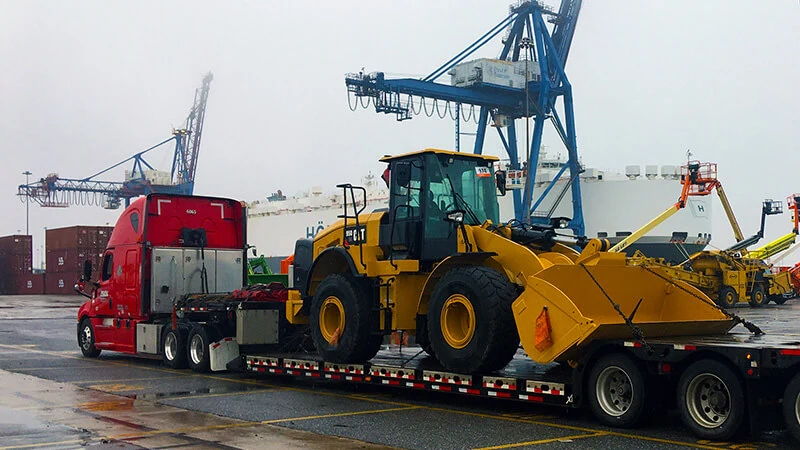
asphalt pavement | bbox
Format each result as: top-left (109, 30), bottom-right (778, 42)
top-left (0, 295), bottom-right (797, 449)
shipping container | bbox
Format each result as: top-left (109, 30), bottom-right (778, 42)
top-left (0, 235), bottom-right (33, 256)
top-left (12, 274), bottom-right (45, 295)
top-left (0, 254), bottom-right (33, 275)
top-left (45, 271), bottom-right (80, 295)
top-left (46, 226), bottom-right (113, 251)
top-left (46, 248), bottom-right (104, 276)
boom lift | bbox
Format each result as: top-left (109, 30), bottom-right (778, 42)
top-left (630, 194), bottom-right (800, 307)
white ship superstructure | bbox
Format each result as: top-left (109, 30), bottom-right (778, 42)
top-left (247, 156), bottom-right (712, 263)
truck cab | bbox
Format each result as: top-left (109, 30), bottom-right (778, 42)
top-left (77, 194), bottom-right (246, 357)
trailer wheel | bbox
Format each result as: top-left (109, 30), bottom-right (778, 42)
top-left (310, 274), bottom-right (374, 363)
top-left (187, 325), bottom-right (212, 372)
top-left (78, 318), bottom-right (101, 358)
top-left (717, 286), bottom-right (738, 308)
top-left (678, 359), bottom-right (745, 440)
top-left (748, 285), bottom-right (766, 308)
top-left (587, 353), bottom-right (651, 427)
top-left (161, 326), bottom-right (187, 369)
top-left (783, 373), bottom-right (800, 443)
top-left (428, 266), bottom-right (519, 374)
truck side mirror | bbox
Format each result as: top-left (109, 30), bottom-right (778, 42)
top-left (251, 247), bottom-right (257, 256)
top-left (495, 170), bottom-right (507, 196)
top-left (82, 260), bottom-right (92, 282)
top-left (395, 162), bottom-right (411, 187)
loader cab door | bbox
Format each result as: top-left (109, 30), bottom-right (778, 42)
top-left (383, 153), bottom-right (460, 262)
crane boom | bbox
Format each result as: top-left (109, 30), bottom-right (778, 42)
top-left (18, 73), bottom-right (213, 209)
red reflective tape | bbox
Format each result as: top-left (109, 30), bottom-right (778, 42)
top-left (780, 349), bottom-right (800, 356)
top-left (551, 389), bottom-right (561, 396)
top-left (257, 367), bottom-right (265, 372)
top-left (211, 342), bottom-right (221, 349)
top-left (466, 388), bottom-right (480, 395)
top-left (351, 376), bottom-right (363, 382)
top-left (330, 374), bottom-right (341, 380)
top-left (273, 369), bottom-right (283, 374)
top-left (309, 372), bottom-right (320, 378)
top-left (434, 385), bottom-right (451, 392)
top-left (520, 394), bottom-right (544, 402)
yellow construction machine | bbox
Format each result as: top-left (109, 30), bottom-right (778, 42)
top-left (630, 191), bottom-right (799, 308)
top-left (284, 149), bottom-right (734, 374)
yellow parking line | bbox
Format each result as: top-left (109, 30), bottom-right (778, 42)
top-left (262, 406), bottom-right (419, 424)
top-left (168, 388), bottom-right (273, 400)
top-left (474, 432), bottom-right (608, 449)
top-left (0, 438), bottom-right (88, 449)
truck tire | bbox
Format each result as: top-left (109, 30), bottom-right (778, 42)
top-left (748, 284), bottom-right (766, 308)
top-left (427, 266), bottom-right (519, 374)
top-left (587, 353), bottom-right (651, 427)
top-left (310, 274), bottom-right (375, 363)
top-left (187, 325), bottom-right (212, 372)
top-left (717, 286), bottom-right (738, 308)
top-left (782, 373), bottom-right (800, 444)
top-left (78, 318), bottom-right (101, 358)
top-left (162, 326), bottom-right (187, 369)
top-left (678, 359), bottom-right (746, 440)
top-left (773, 294), bottom-right (790, 305)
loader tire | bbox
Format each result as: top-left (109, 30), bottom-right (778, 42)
top-left (310, 274), bottom-right (375, 363)
top-left (716, 286), bottom-right (738, 308)
top-left (748, 284), bottom-right (766, 308)
top-left (428, 266), bottom-right (520, 374)
top-left (772, 294), bottom-right (789, 305)
top-left (162, 326), bottom-right (187, 369)
top-left (78, 318), bottom-right (101, 358)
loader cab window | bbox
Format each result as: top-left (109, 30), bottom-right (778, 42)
top-left (101, 253), bottom-right (113, 281)
top-left (435, 155), bottom-right (500, 225)
top-left (391, 159), bottom-right (423, 220)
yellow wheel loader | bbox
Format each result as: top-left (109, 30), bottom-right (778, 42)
top-left (285, 149), bottom-right (734, 374)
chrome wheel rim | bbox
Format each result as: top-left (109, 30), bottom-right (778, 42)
top-left (189, 334), bottom-right (204, 365)
top-left (795, 389), bottom-right (800, 427)
top-left (686, 373), bottom-right (730, 428)
top-left (164, 332), bottom-right (178, 361)
top-left (595, 366), bottom-right (633, 417)
top-left (81, 325), bottom-right (92, 350)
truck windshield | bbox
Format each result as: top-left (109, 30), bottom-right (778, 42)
top-left (430, 155), bottom-right (499, 225)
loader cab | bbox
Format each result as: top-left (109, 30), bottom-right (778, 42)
top-left (379, 149), bottom-right (500, 263)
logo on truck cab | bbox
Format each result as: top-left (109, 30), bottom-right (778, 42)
top-left (186, 209), bottom-right (197, 214)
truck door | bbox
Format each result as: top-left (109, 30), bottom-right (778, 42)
top-left (90, 250), bottom-right (116, 345)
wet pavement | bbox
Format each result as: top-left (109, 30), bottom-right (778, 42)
top-left (0, 294), bottom-right (798, 449)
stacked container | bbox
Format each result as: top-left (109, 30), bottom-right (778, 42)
top-left (0, 235), bottom-right (40, 294)
top-left (45, 226), bottom-right (113, 294)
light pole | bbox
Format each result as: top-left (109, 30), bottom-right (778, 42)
top-left (22, 170), bottom-right (31, 236)
top-left (519, 37), bottom-right (534, 223)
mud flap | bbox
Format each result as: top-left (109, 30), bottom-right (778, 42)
top-left (209, 337), bottom-right (239, 372)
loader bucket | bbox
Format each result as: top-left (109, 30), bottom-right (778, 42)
top-left (513, 263), bottom-right (735, 364)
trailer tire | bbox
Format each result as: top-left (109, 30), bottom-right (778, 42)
top-left (587, 353), bottom-right (651, 427)
top-left (748, 285), bottom-right (766, 308)
top-left (782, 373), bottom-right (800, 443)
top-left (428, 266), bottom-right (519, 374)
top-left (162, 326), bottom-right (187, 369)
top-left (310, 274), bottom-right (374, 363)
top-left (187, 325), bottom-right (213, 373)
top-left (78, 318), bottom-right (101, 358)
top-left (717, 286), bottom-right (738, 308)
top-left (678, 359), bottom-right (746, 440)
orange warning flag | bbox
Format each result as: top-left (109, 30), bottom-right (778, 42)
top-left (535, 307), bottom-right (552, 351)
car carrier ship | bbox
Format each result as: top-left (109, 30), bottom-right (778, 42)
top-left (247, 152), bottom-right (713, 264)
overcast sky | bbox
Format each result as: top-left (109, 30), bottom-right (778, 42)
top-left (1, 0), bottom-right (799, 266)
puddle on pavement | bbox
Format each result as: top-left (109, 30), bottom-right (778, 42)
top-left (123, 384), bottom-right (267, 401)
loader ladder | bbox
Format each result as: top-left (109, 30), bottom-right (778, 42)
top-left (337, 183), bottom-right (368, 269)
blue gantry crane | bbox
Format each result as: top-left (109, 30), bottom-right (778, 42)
top-left (345, 1), bottom-right (585, 235)
top-left (18, 73), bottom-right (213, 209)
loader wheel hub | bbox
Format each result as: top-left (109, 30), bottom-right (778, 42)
top-left (440, 294), bottom-right (476, 350)
top-left (320, 296), bottom-right (346, 344)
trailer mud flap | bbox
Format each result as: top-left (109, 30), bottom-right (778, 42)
top-left (209, 337), bottom-right (239, 371)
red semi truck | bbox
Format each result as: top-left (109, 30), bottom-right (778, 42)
top-left (76, 193), bottom-right (800, 442)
